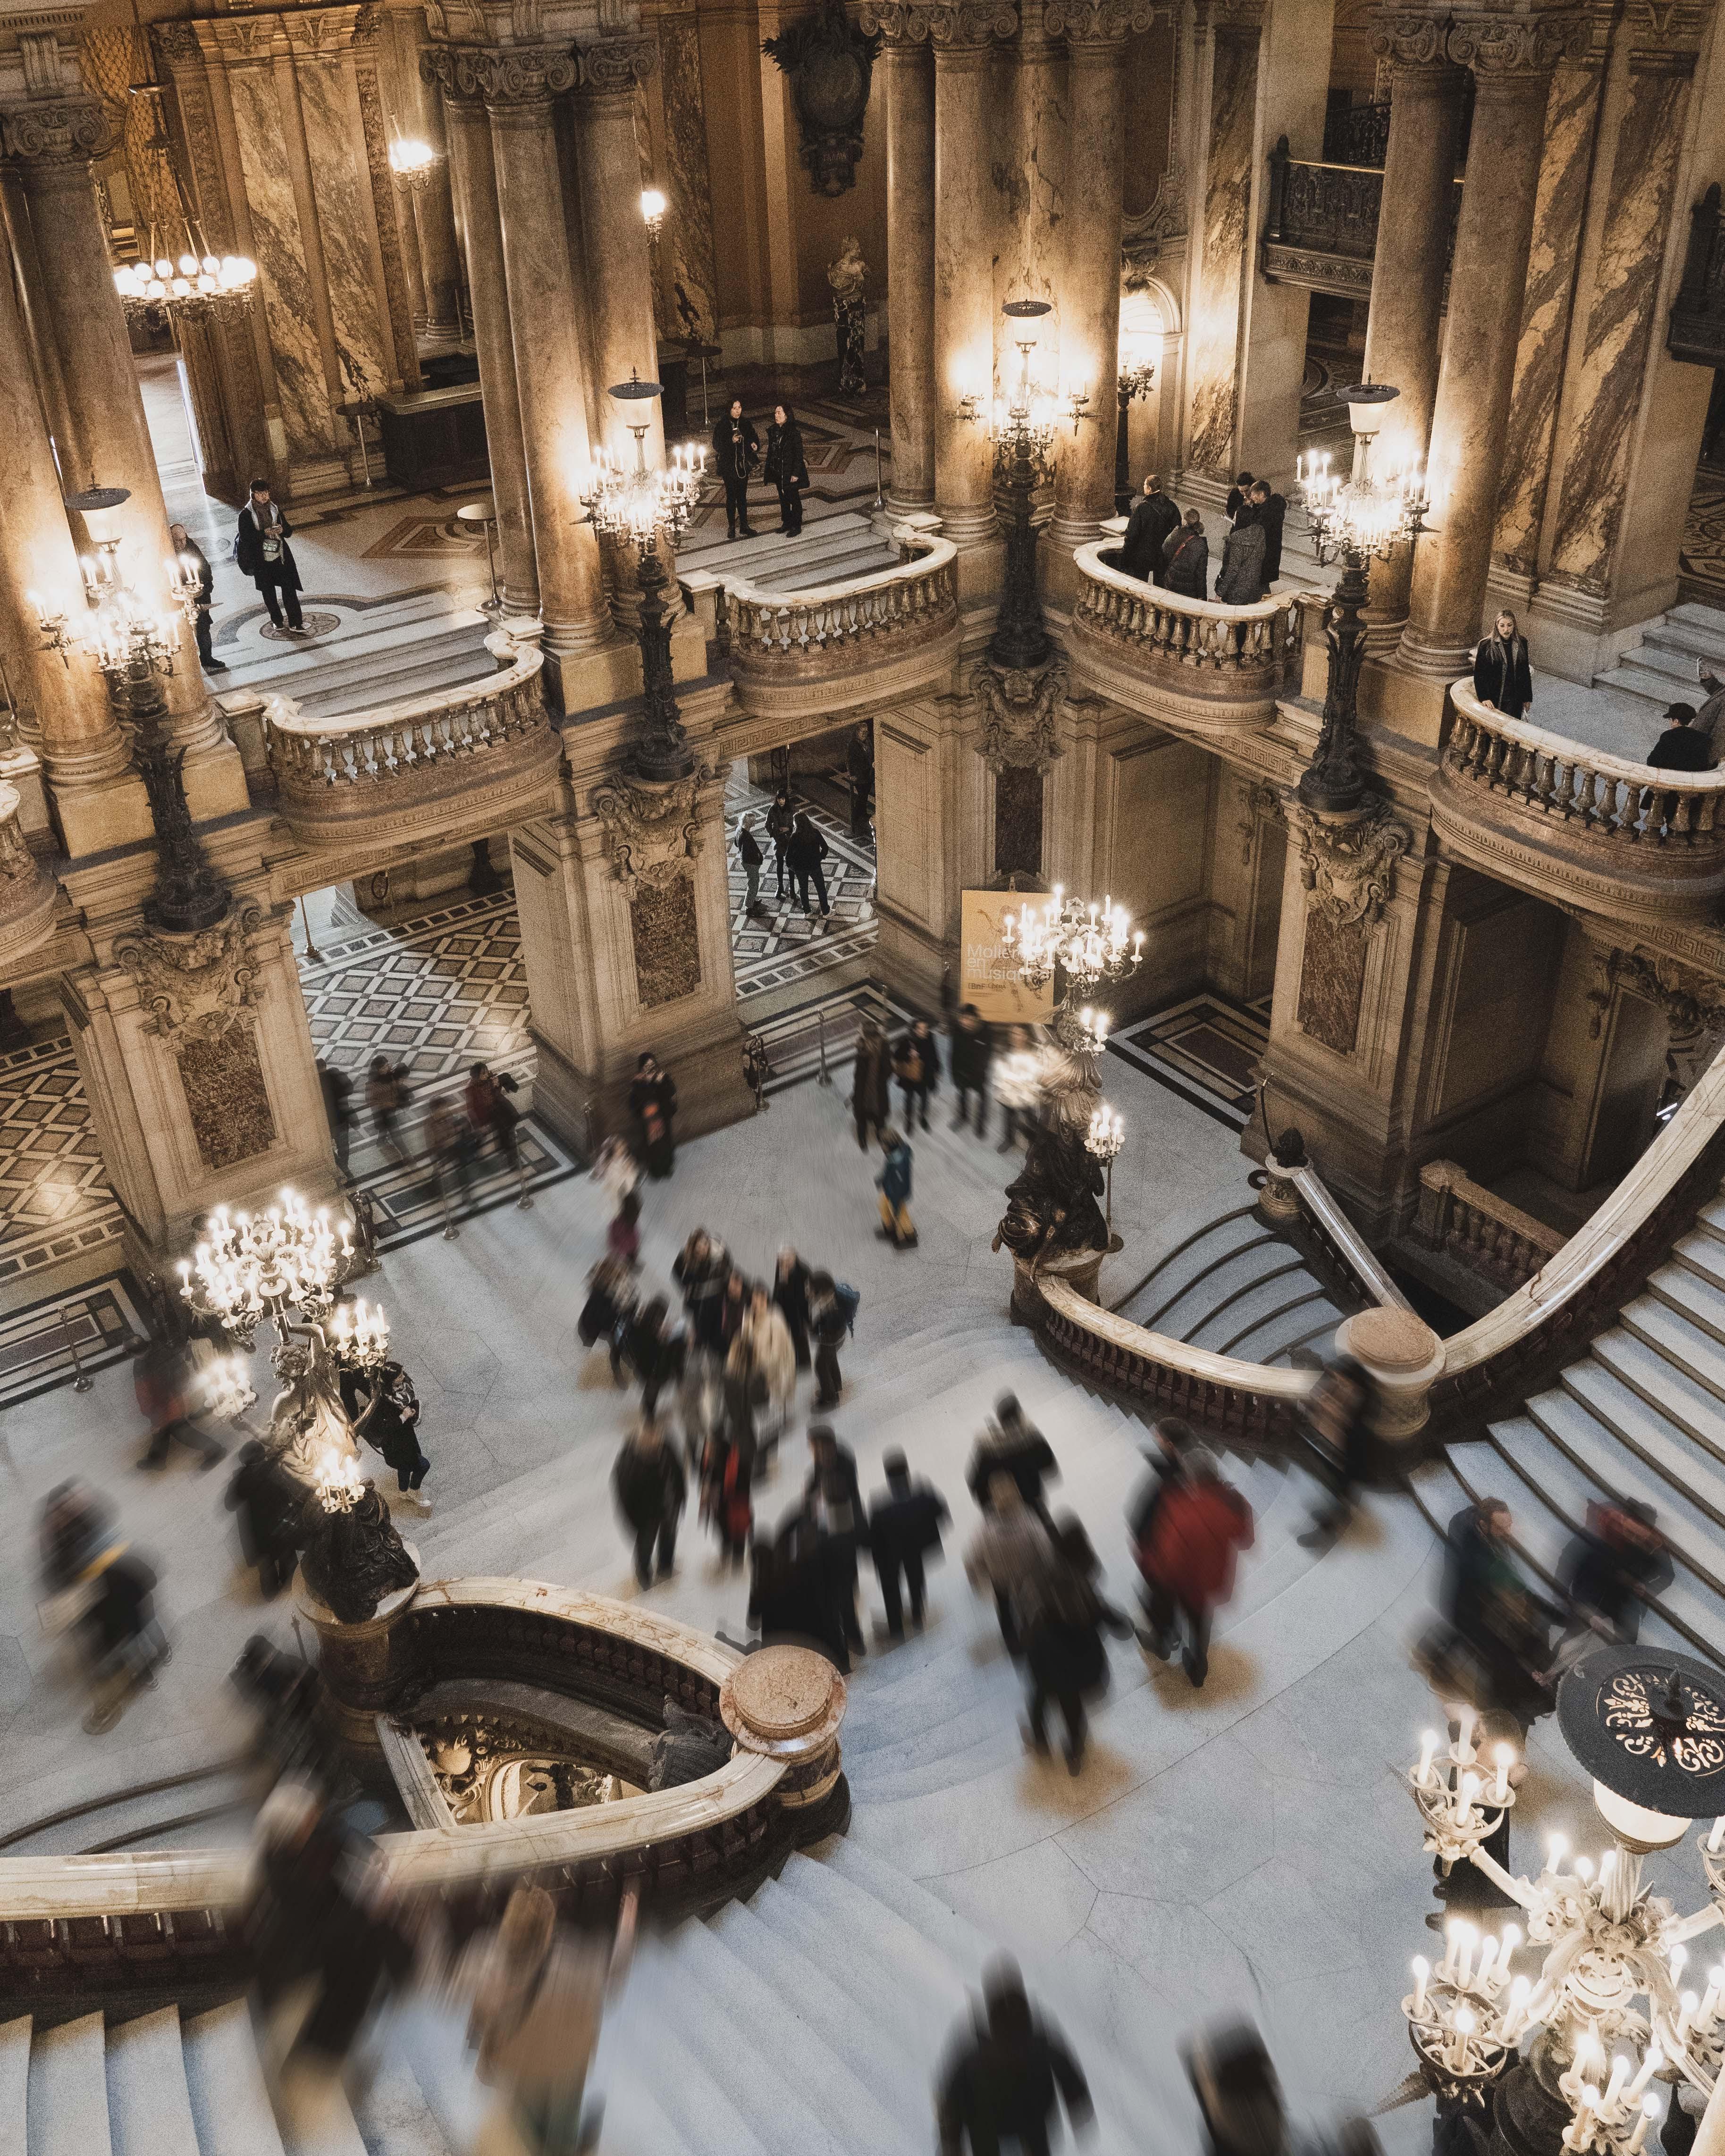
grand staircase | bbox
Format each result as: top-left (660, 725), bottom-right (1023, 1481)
top-left (1412, 1192), bottom-right (1725, 1666)
top-left (678, 509), bottom-right (900, 596)
top-left (1108, 1205), bottom-right (1348, 1367)
top-left (214, 590), bottom-right (498, 724)
top-left (1596, 600), bottom-right (1725, 713)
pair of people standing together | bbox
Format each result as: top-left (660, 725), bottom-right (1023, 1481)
top-left (711, 398), bottom-right (808, 539)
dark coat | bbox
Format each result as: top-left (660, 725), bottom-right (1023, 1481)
top-left (937, 2016), bottom-right (1093, 2151)
top-left (765, 798), bottom-right (796, 850)
top-left (227, 1443), bottom-right (305, 1562)
top-left (176, 537), bottom-right (214, 608)
top-left (1648, 724), bottom-right (1714, 771)
top-left (1558, 1521), bottom-right (1673, 1636)
top-left (764, 418), bottom-right (808, 491)
top-left (627, 1313), bottom-right (686, 1394)
top-left (1120, 491), bottom-right (1181, 580)
top-left (613, 1438), bottom-right (687, 1532)
top-left (1255, 492), bottom-right (1287, 584)
top-left (235, 503), bottom-right (302, 592)
top-left (1162, 526), bottom-right (1210, 599)
top-left (966, 1425), bottom-right (1058, 1515)
top-left (1473, 633), bottom-right (1533, 719)
top-left (1215, 516), bottom-right (1266, 604)
top-left (339, 1363), bottom-right (423, 1476)
top-left (867, 1478), bottom-right (949, 1568)
top-left (774, 1257), bottom-right (812, 1343)
top-left (737, 824), bottom-right (763, 866)
top-left (949, 1015), bottom-right (995, 1091)
top-left (786, 818), bottom-right (829, 872)
top-left (711, 413), bottom-right (759, 483)
top-left (1225, 484), bottom-right (1252, 520)
top-left (806, 1440), bottom-right (865, 1538)
top-left (851, 1032), bottom-right (892, 1121)
top-left (893, 1025), bottom-right (941, 1091)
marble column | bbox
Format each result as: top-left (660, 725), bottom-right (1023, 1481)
top-left (1539, 46), bottom-right (1698, 621)
top-left (481, 48), bottom-right (611, 696)
top-left (1487, 17), bottom-right (1613, 602)
top-left (391, 7), bottom-right (463, 336)
top-left (0, 208), bottom-right (146, 855)
top-left (1000, 0), bottom-right (1065, 340)
top-left (876, 30), bottom-right (936, 516)
top-left (932, 4), bottom-right (1016, 551)
top-left (1184, 0), bottom-right (1262, 487)
top-left (1360, 17), bottom-right (1466, 652)
top-left (1396, 20), bottom-right (1565, 684)
top-left (574, 38), bottom-right (663, 457)
top-left (1048, 0), bottom-right (1141, 551)
top-left (5, 99), bottom-right (236, 789)
top-left (432, 58), bottom-right (539, 615)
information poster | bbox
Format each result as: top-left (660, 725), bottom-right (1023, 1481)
top-left (960, 889), bottom-right (1056, 1025)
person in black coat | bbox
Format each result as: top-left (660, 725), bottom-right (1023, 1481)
top-left (892, 1018), bottom-right (941, 1133)
top-left (765, 789), bottom-right (796, 898)
top-left (808, 1273), bottom-right (849, 1412)
top-left (846, 722), bottom-right (875, 839)
top-left (1247, 480), bottom-right (1286, 589)
top-left (169, 521), bottom-right (226, 672)
top-left (806, 1423), bottom-right (867, 1658)
top-left (750, 1513), bottom-right (849, 1668)
top-left (339, 1359), bottom-right (431, 1508)
top-left (626, 1295), bottom-right (686, 1421)
top-left (851, 1019), bottom-right (892, 1151)
top-left (226, 1442), bottom-right (306, 1599)
top-left (1472, 609), bottom-right (1534, 718)
top-left (948, 1004), bottom-right (995, 1137)
top-left (711, 398), bottom-right (759, 539)
top-left (764, 401), bottom-right (809, 536)
top-left (774, 1246), bottom-right (813, 1369)
top-left (628, 1052), bottom-right (678, 1178)
top-left (1225, 470), bottom-right (1256, 521)
top-left (612, 1422), bottom-right (687, 1587)
top-left (1119, 474), bottom-right (1182, 585)
top-left (936, 1963), bottom-right (1094, 2156)
top-left (786, 812), bottom-right (831, 917)
top-left (1162, 509), bottom-right (1210, 600)
top-left (1554, 1499), bottom-right (1674, 1654)
top-left (1647, 702), bottom-right (1715, 771)
top-left (867, 1450), bottom-right (950, 1640)
top-left (674, 1230), bottom-right (730, 1351)
top-left (968, 1393), bottom-right (1060, 1527)
top-left (1021, 1517), bottom-right (1133, 1772)
top-left (235, 478), bottom-right (305, 632)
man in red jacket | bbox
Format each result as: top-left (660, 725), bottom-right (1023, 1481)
top-left (1135, 1449), bottom-right (1253, 1688)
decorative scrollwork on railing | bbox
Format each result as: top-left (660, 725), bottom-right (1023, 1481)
top-left (726, 534), bottom-right (958, 671)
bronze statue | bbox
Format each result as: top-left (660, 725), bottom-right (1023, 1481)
top-left (298, 1481), bottom-right (418, 1624)
top-left (992, 1041), bottom-right (1111, 1261)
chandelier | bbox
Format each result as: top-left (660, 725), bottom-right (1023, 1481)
top-left (180, 1189), bottom-right (357, 1347)
top-left (578, 370), bottom-right (705, 554)
top-left (1397, 1653), bottom-right (1725, 2149)
top-left (1297, 382), bottom-right (1428, 567)
top-left (114, 236), bottom-right (257, 327)
top-left (1001, 887), bottom-right (1143, 998)
top-left (31, 483), bottom-right (190, 678)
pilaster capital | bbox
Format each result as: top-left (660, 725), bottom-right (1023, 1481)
top-left (201, 17), bottom-right (289, 66)
top-left (857, 1), bottom-right (1018, 49)
top-left (151, 20), bottom-right (210, 72)
top-left (461, 41), bottom-right (578, 104)
top-left (0, 97), bottom-right (111, 167)
top-left (1368, 9), bottom-right (1454, 69)
top-left (1444, 7), bottom-right (1585, 78)
top-left (1627, 0), bottom-right (1709, 68)
top-left (575, 33), bottom-right (657, 95)
top-left (1044, 0), bottom-right (1155, 45)
top-left (279, 7), bottom-right (367, 59)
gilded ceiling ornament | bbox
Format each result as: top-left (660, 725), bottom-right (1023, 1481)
top-left (112, 900), bottom-right (278, 1041)
top-left (971, 654), bottom-right (1069, 773)
top-left (1283, 797), bottom-right (1410, 926)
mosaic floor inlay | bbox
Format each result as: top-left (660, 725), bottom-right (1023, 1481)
top-left (0, 1274), bottom-right (150, 1412)
top-left (727, 789), bottom-right (879, 1001)
top-left (1110, 992), bottom-right (1272, 1129)
top-left (0, 1036), bottom-right (125, 1289)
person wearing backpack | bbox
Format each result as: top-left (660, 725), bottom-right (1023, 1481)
top-left (807, 1271), bottom-right (854, 1410)
top-left (1136, 1448), bottom-right (1254, 1687)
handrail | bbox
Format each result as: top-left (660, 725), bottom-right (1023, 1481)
top-left (267, 623), bottom-right (540, 739)
top-left (1445, 680), bottom-right (1725, 846)
top-left (1071, 542), bottom-right (1306, 681)
top-left (1290, 1163), bottom-right (1411, 1310)
top-left (1414, 1160), bottom-right (1565, 1293)
top-left (722, 532), bottom-right (958, 662)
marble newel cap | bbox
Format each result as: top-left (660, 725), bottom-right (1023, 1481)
top-left (1346, 1307), bottom-right (1441, 1374)
top-left (721, 1645), bottom-right (848, 1758)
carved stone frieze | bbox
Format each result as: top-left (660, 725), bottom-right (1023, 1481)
top-left (0, 99), bottom-right (111, 164)
top-left (856, 0), bottom-right (1018, 48)
top-left (1446, 8), bottom-right (1586, 77)
top-left (112, 900), bottom-right (279, 1042)
top-left (435, 42), bottom-right (578, 105)
top-left (971, 654), bottom-right (1069, 773)
top-left (279, 6), bottom-right (364, 57)
top-left (761, 2), bottom-right (880, 195)
top-left (1044, 0), bottom-right (1156, 42)
top-left (1593, 945), bottom-right (1725, 1039)
top-left (1370, 8), bottom-right (1453, 67)
top-left (1284, 796), bottom-right (1411, 926)
top-left (576, 34), bottom-right (658, 95)
top-left (591, 769), bottom-right (709, 894)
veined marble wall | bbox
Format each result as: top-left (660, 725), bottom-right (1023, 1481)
top-left (1489, 48), bottom-right (1608, 586)
top-left (996, 0), bottom-right (1067, 384)
top-left (651, 0), bottom-right (720, 348)
top-left (1544, 51), bottom-right (1695, 599)
top-left (1186, 8), bottom-right (1260, 481)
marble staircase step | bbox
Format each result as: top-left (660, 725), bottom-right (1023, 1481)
top-left (351, 2055), bottom-right (455, 2156)
top-left (1649, 605), bottom-right (1725, 658)
top-left (268, 2075), bottom-right (370, 2156)
top-left (1, 2020), bottom-right (29, 2156)
top-left (1618, 1293), bottom-right (1725, 1404)
top-left (385, 1992), bottom-right (497, 2156)
top-left (1590, 1325), bottom-right (1725, 1460)
top-left (25, 2013), bottom-right (112, 2156)
top-left (103, 2009), bottom-right (201, 2156)
top-left (1648, 1258), bottom-right (1725, 1347)
top-left (218, 609), bottom-right (490, 702)
top-left (1525, 1378), bottom-right (1725, 1590)
top-left (179, 2002), bottom-right (287, 2156)
top-left (624, 2018), bottom-right (769, 2156)
top-left (298, 641), bottom-right (501, 723)
top-left (1595, 662), bottom-right (1687, 709)
top-left (216, 589), bottom-right (470, 681)
top-left (1562, 1358), bottom-right (1725, 1530)
top-left (1675, 1228), bottom-right (1725, 1293)
top-left (1615, 640), bottom-right (1705, 685)
top-left (592, 2075), bottom-right (699, 2156)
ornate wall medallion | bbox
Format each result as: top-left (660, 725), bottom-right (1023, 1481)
top-left (762, 0), bottom-right (882, 197)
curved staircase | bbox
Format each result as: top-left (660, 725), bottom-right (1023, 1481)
top-left (1108, 1205), bottom-right (1348, 1367)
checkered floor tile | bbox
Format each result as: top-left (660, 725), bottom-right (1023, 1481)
top-left (1109, 992), bottom-right (1271, 1130)
top-left (742, 977), bottom-right (924, 1097)
top-left (0, 1273), bottom-right (150, 1410)
top-left (727, 788), bottom-right (878, 1001)
top-left (0, 1037), bottom-right (125, 1289)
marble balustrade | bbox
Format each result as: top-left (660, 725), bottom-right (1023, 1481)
top-left (0, 780), bottom-right (57, 970)
top-left (1414, 1159), bottom-right (1565, 1292)
top-left (1068, 541), bottom-right (1304, 721)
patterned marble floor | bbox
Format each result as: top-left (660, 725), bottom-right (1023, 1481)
top-left (1680, 465), bottom-right (1725, 608)
top-left (1110, 991), bottom-right (1272, 1131)
top-left (0, 1035), bottom-right (125, 1293)
top-left (728, 783), bottom-right (879, 1004)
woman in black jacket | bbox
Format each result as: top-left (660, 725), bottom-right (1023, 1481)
top-left (764, 402), bottom-right (809, 536)
top-left (785, 813), bottom-right (831, 917)
top-left (169, 521), bottom-right (226, 672)
top-left (710, 398), bottom-right (760, 540)
top-left (765, 790), bottom-right (796, 898)
top-left (1473, 609), bottom-right (1534, 719)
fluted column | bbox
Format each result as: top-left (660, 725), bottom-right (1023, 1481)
top-left (1360, 16), bottom-right (1466, 652)
top-left (1047, 0), bottom-right (1144, 550)
top-left (875, 26), bottom-right (936, 515)
top-left (1183, 0), bottom-right (1263, 486)
top-left (0, 213), bottom-right (146, 854)
top-left (1397, 13), bottom-right (1569, 683)
top-left (430, 52), bottom-right (538, 613)
top-left (5, 100), bottom-right (228, 770)
top-left (480, 49), bottom-right (610, 689)
top-left (932, 3), bottom-right (1016, 548)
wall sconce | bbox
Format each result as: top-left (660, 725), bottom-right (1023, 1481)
top-left (389, 137), bottom-right (438, 193)
top-left (1062, 383), bottom-right (1094, 436)
top-left (640, 187), bottom-right (667, 242)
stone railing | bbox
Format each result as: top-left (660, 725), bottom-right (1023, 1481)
top-left (1068, 541), bottom-right (1306, 727)
top-left (715, 531), bottom-right (960, 721)
top-left (0, 779), bottom-right (57, 970)
top-left (1434, 682), bottom-right (1725, 922)
top-left (0, 1581), bottom-right (842, 2017)
top-left (1414, 1160), bottom-right (1565, 1294)
top-left (264, 626), bottom-right (561, 848)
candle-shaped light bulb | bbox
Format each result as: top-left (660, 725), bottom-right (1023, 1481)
top-left (1503, 1975), bottom-right (1531, 2040)
top-left (1606, 2057), bottom-right (1631, 2110)
top-left (1500, 1925), bottom-right (1521, 1968)
top-left (1455, 1706), bottom-right (1476, 1764)
top-left (1629, 2048), bottom-right (1663, 2103)
top-left (1455, 1922), bottom-right (1477, 1991)
top-left (1476, 1936), bottom-right (1499, 1988)
top-left (1493, 1744), bottom-right (1513, 1804)
top-left (1450, 2006), bottom-right (1475, 2074)
top-left (1679, 1992), bottom-right (1698, 2042)
top-left (1629, 2099), bottom-right (1660, 2156)
top-left (1455, 1772), bottom-right (1481, 1828)
top-left (1548, 1835), bottom-right (1568, 1876)
top-left (1574, 1855), bottom-right (1594, 1884)
top-left (1439, 1921), bottom-right (1460, 1984)
top-left (1418, 1730), bottom-right (1440, 1787)
top-left (1411, 1956), bottom-right (1430, 2017)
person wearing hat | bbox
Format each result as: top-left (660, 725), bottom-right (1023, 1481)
top-left (1647, 700), bottom-right (1716, 771)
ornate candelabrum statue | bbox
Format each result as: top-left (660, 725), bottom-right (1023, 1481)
top-left (180, 1193), bottom-right (416, 1622)
top-left (828, 236), bottom-right (867, 396)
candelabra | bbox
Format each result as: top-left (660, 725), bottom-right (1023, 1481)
top-left (114, 233), bottom-right (257, 327)
top-left (957, 299), bottom-right (1060, 671)
top-left (1085, 1103), bottom-right (1124, 1233)
top-left (1293, 380), bottom-right (1429, 816)
top-left (578, 370), bottom-right (706, 782)
top-left (1001, 886), bottom-right (1143, 1054)
top-left (1397, 1652), bottom-right (1725, 2155)
top-left (1114, 359), bottom-right (1156, 516)
top-left (33, 483), bottom-right (231, 932)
